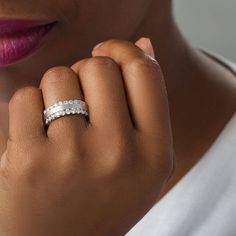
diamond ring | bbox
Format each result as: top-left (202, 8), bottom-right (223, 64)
top-left (43, 99), bottom-right (89, 126)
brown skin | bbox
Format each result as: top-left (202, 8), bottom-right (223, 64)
top-left (0, 40), bottom-right (174, 235)
top-left (0, 0), bottom-right (236, 234)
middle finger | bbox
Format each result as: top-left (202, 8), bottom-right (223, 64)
top-left (71, 56), bottom-right (133, 132)
top-left (40, 66), bottom-right (88, 139)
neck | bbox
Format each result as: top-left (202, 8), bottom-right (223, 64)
top-left (130, 1), bottom-right (195, 98)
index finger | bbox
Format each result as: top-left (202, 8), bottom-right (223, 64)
top-left (92, 39), bottom-right (171, 137)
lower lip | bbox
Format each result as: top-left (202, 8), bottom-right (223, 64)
top-left (0, 22), bottom-right (56, 66)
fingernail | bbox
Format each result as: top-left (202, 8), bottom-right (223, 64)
top-left (93, 42), bottom-right (104, 50)
top-left (135, 37), bottom-right (156, 58)
top-left (146, 38), bottom-right (155, 58)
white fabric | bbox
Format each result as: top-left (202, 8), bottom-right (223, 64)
top-left (126, 52), bottom-right (236, 236)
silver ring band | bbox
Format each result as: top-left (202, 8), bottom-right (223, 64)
top-left (43, 99), bottom-right (88, 126)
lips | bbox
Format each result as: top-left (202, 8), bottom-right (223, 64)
top-left (0, 20), bottom-right (57, 66)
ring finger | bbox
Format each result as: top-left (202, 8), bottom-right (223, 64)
top-left (40, 66), bottom-right (88, 139)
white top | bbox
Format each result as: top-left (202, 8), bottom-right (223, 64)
top-left (126, 51), bottom-right (236, 236)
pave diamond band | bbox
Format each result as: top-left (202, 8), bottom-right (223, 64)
top-left (43, 99), bottom-right (89, 126)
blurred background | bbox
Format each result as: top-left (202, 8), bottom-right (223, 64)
top-left (174, 0), bottom-right (236, 62)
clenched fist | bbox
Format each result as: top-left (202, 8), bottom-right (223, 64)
top-left (0, 38), bottom-right (174, 236)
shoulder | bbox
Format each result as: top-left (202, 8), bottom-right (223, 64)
top-left (199, 48), bottom-right (236, 76)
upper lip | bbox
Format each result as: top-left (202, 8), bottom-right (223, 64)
top-left (0, 19), bottom-right (56, 36)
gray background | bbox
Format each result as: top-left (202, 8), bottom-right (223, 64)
top-left (174, 0), bottom-right (236, 62)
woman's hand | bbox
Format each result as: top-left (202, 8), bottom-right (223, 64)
top-left (0, 38), bottom-right (174, 236)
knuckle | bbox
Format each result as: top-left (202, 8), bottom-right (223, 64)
top-left (14, 160), bottom-right (36, 180)
top-left (102, 39), bottom-right (122, 48)
top-left (40, 66), bottom-right (74, 87)
top-left (9, 86), bottom-right (39, 107)
top-left (8, 145), bottom-right (51, 185)
top-left (87, 133), bottom-right (136, 177)
top-left (6, 144), bottom-right (41, 181)
top-left (83, 56), bottom-right (117, 70)
top-left (94, 39), bottom-right (120, 51)
top-left (129, 56), bottom-right (161, 74)
top-left (107, 138), bottom-right (136, 170)
top-left (71, 58), bottom-right (90, 72)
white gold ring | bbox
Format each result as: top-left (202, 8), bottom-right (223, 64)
top-left (43, 99), bottom-right (89, 126)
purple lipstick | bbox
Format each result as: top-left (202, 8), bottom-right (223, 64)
top-left (0, 19), bottom-right (57, 66)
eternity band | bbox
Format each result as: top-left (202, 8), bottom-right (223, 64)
top-left (43, 99), bottom-right (89, 126)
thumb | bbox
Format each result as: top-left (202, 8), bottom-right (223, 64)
top-left (135, 37), bottom-right (156, 58)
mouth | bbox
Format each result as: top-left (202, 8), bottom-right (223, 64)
top-left (0, 19), bottom-right (57, 67)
